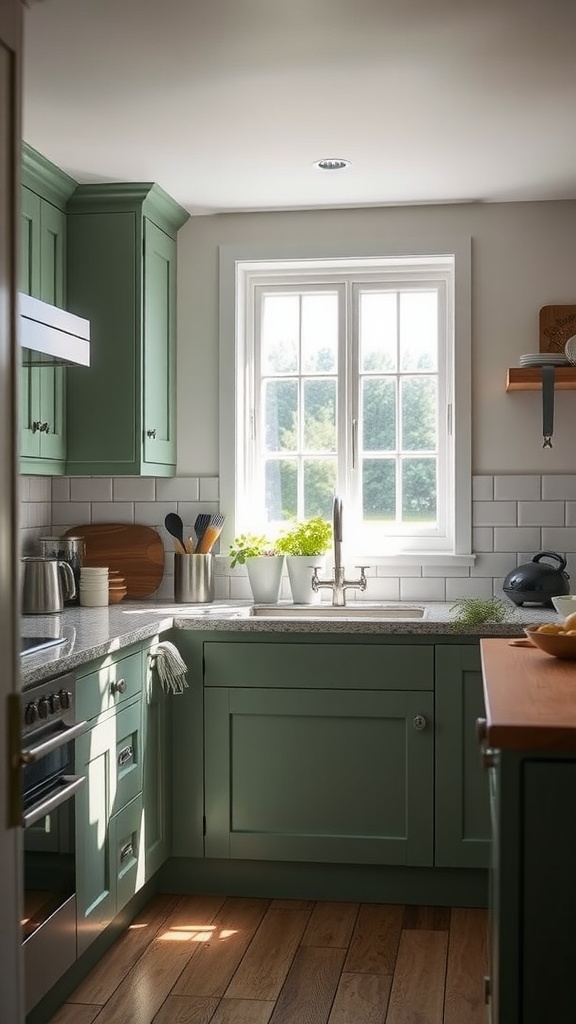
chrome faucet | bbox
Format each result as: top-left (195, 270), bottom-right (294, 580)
top-left (311, 495), bottom-right (368, 607)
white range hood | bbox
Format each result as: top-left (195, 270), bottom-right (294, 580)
top-left (19, 293), bottom-right (90, 367)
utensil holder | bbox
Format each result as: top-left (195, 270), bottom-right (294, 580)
top-left (174, 553), bottom-right (214, 603)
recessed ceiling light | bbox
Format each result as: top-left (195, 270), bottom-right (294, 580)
top-left (313, 158), bottom-right (351, 171)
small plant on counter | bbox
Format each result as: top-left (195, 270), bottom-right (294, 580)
top-left (275, 517), bottom-right (332, 557)
top-left (450, 596), bottom-right (516, 630)
top-left (228, 533), bottom-right (279, 568)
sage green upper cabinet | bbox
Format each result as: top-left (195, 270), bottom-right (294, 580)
top-left (65, 183), bottom-right (189, 476)
top-left (20, 145), bottom-right (76, 474)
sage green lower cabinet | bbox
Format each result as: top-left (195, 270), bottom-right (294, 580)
top-left (75, 695), bottom-right (144, 956)
top-left (435, 645), bottom-right (490, 868)
top-left (203, 641), bottom-right (435, 866)
top-left (141, 646), bottom-right (171, 878)
top-left (486, 751), bottom-right (576, 1024)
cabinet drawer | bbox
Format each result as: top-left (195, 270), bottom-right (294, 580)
top-left (112, 794), bottom-right (144, 913)
top-left (77, 650), bottom-right (143, 721)
top-left (204, 642), bottom-right (434, 691)
top-left (112, 700), bottom-right (143, 817)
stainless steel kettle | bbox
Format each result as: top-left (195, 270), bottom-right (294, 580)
top-left (21, 556), bottom-right (76, 614)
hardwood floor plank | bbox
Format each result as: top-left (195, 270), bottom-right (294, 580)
top-left (301, 901), bottom-right (359, 949)
top-left (210, 998), bottom-right (276, 1023)
top-left (68, 894), bottom-right (182, 1005)
top-left (443, 908), bottom-right (488, 1024)
top-left (344, 904), bottom-right (404, 976)
top-left (327, 971), bottom-right (392, 1024)
top-left (268, 946), bottom-right (345, 1024)
top-left (172, 897), bottom-right (270, 997)
top-left (86, 894), bottom-right (226, 1024)
top-left (46, 1007), bottom-right (101, 1024)
top-left (385, 930), bottom-right (448, 1024)
top-left (225, 906), bottom-right (311, 1001)
top-left (402, 906), bottom-right (451, 931)
top-left (151, 994), bottom-right (220, 1023)
top-left (271, 899), bottom-right (315, 909)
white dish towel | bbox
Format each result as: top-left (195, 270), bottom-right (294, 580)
top-left (150, 641), bottom-right (189, 694)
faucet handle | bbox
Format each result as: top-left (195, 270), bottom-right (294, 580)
top-left (354, 566), bottom-right (369, 590)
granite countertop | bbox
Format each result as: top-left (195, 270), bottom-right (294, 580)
top-left (20, 599), bottom-right (559, 686)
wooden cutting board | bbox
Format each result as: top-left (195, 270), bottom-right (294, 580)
top-left (539, 304), bottom-right (576, 353)
top-left (65, 524), bottom-right (164, 598)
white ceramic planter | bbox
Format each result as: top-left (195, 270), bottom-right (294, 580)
top-left (285, 554), bottom-right (327, 604)
top-left (246, 555), bottom-right (285, 604)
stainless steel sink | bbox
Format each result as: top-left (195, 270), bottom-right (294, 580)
top-left (248, 603), bottom-right (427, 619)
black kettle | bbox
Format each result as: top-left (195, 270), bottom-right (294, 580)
top-left (502, 550), bottom-right (570, 607)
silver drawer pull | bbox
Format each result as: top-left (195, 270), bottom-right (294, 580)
top-left (110, 677), bottom-right (127, 695)
top-left (118, 744), bottom-right (134, 767)
top-left (413, 714), bottom-right (427, 731)
top-left (120, 840), bottom-right (134, 864)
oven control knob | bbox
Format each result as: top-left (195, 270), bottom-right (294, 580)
top-left (24, 702), bottom-right (38, 726)
top-left (49, 692), bottom-right (61, 713)
top-left (59, 689), bottom-right (71, 709)
top-left (37, 696), bottom-right (49, 719)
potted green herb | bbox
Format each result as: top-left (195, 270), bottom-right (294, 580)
top-left (276, 517), bottom-right (332, 604)
top-left (228, 533), bottom-right (285, 604)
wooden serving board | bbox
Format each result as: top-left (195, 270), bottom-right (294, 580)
top-left (65, 524), bottom-right (164, 598)
top-left (539, 304), bottom-right (576, 353)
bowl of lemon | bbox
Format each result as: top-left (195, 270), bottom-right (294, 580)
top-left (525, 612), bottom-right (576, 659)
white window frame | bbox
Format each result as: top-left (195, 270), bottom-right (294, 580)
top-left (219, 239), bottom-right (473, 566)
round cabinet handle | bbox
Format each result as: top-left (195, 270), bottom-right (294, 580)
top-left (413, 714), bottom-right (427, 731)
top-left (110, 677), bottom-right (127, 695)
top-left (32, 420), bottom-right (42, 433)
top-left (147, 428), bottom-right (157, 439)
top-left (40, 422), bottom-right (50, 433)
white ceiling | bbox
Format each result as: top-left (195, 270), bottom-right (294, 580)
top-left (22, 0), bottom-right (576, 216)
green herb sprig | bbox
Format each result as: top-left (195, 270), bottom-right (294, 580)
top-left (449, 596), bottom-right (515, 630)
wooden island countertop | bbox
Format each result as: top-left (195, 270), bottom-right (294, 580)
top-left (480, 637), bottom-right (576, 751)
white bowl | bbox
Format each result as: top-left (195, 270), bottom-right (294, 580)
top-left (80, 567), bottom-right (108, 576)
top-left (552, 595), bottom-right (576, 618)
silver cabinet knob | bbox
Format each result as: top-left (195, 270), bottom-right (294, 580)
top-left (147, 428), bottom-right (157, 439)
top-left (413, 714), bottom-right (427, 731)
top-left (110, 677), bottom-right (127, 695)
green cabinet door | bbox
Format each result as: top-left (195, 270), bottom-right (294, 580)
top-left (205, 686), bottom-right (434, 866)
top-left (19, 182), bottom-right (67, 472)
top-left (435, 645), bottom-right (490, 868)
top-left (66, 183), bottom-right (189, 476)
top-left (142, 647), bottom-right (171, 879)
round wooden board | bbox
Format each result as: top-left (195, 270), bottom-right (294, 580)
top-left (65, 524), bottom-right (164, 598)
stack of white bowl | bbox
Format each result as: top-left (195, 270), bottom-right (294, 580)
top-left (79, 566), bottom-right (109, 607)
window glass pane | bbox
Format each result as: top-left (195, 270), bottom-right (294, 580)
top-left (362, 459), bottom-right (396, 521)
top-left (264, 379), bottom-right (298, 451)
top-left (302, 293), bottom-right (338, 373)
top-left (303, 378), bottom-right (336, 452)
top-left (261, 294), bottom-right (299, 374)
top-left (400, 291), bottom-right (437, 371)
top-left (402, 458), bottom-right (437, 525)
top-left (401, 377), bottom-right (437, 451)
top-left (303, 460), bottom-right (336, 519)
top-left (360, 292), bottom-right (397, 372)
top-left (265, 459), bottom-right (297, 521)
top-left (362, 378), bottom-right (396, 451)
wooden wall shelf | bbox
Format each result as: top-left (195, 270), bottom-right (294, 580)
top-left (506, 367), bottom-right (576, 391)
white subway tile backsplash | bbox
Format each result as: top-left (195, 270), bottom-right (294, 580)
top-left (566, 503), bottom-right (576, 527)
top-left (70, 477), bottom-right (113, 502)
top-left (360, 576), bottom-right (400, 601)
top-left (20, 476), bottom-right (31, 502)
top-left (517, 501), bottom-right (564, 527)
top-left (230, 575), bottom-right (252, 600)
top-left (445, 577), bottom-right (493, 601)
top-left (51, 502), bottom-right (91, 526)
top-left (113, 478), bottom-right (156, 501)
top-left (133, 502), bottom-right (173, 526)
top-left (400, 577), bottom-right (446, 602)
top-left (541, 527), bottom-right (576, 551)
top-left (156, 477), bottom-right (200, 502)
top-left (472, 476), bottom-right (493, 501)
top-left (29, 477), bottom-right (51, 501)
top-left (91, 502), bottom-right (134, 523)
top-left (473, 501), bottom-right (517, 527)
top-left (470, 552), bottom-right (517, 577)
top-left (200, 478), bottom-right (219, 501)
top-left (494, 527), bottom-right (541, 552)
top-left (494, 475), bottom-right (541, 501)
top-left (51, 477), bottom-right (70, 502)
top-left (472, 527), bottom-right (494, 552)
top-left (376, 564), bottom-right (422, 578)
top-left (542, 476), bottom-right (576, 500)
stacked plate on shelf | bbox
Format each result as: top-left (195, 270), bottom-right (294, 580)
top-left (519, 353), bottom-right (569, 367)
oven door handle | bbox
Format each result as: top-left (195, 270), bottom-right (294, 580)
top-left (20, 719), bottom-right (89, 765)
top-left (23, 774), bottom-right (86, 828)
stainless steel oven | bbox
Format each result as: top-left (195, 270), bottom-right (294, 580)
top-left (20, 667), bottom-right (87, 1013)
